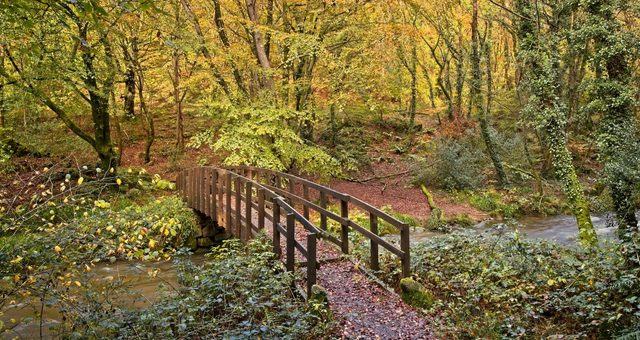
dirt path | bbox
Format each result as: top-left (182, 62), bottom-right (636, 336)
top-left (317, 260), bottom-right (433, 339)
top-left (330, 158), bottom-right (487, 222)
top-left (239, 200), bottom-right (434, 339)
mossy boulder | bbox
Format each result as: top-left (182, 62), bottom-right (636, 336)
top-left (400, 277), bottom-right (434, 309)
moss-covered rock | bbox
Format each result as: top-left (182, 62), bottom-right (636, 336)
top-left (400, 277), bottom-right (434, 309)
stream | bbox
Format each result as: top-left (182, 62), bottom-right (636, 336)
top-left (409, 211), bottom-right (640, 246)
top-left (1, 255), bottom-right (206, 339)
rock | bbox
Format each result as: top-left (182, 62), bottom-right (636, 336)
top-left (399, 277), bottom-right (434, 309)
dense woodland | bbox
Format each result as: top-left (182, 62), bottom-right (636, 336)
top-left (1, 0), bottom-right (640, 338)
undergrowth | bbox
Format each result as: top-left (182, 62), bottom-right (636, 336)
top-left (404, 232), bottom-right (639, 337)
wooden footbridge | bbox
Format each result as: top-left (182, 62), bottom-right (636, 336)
top-left (175, 166), bottom-right (410, 296)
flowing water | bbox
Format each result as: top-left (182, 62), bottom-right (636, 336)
top-left (1, 255), bottom-right (206, 339)
top-left (409, 211), bottom-right (640, 246)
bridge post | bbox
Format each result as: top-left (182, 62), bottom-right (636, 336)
top-left (272, 201), bottom-right (281, 257)
top-left (234, 176), bottom-right (242, 238)
top-left (307, 232), bottom-right (317, 296)
top-left (400, 223), bottom-right (410, 278)
top-left (370, 213), bottom-right (380, 271)
top-left (287, 178), bottom-right (295, 206)
top-left (319, 191), bottom-right (327, 230)
top-left (203, 168), bottom-right (211, 217)
top-left (225, 173), bottom-right (232, 230)
top-left (257, 188), bottom-right (265, 230)
top-left (196, 168), bottom-right (202, 212)
top-left (286, 213), bottom-right (295, 272)
top-left (245, 181), bottom-right (252, 241)
top-left (302, 185), bottom-right (310, 220)
top-left (211, 170), bottom-right (218, 225)
top-left (340, 197), bottom-right (350, 254)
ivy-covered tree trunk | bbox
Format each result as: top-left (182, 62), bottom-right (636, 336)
top-left (471, 0), bottom-right (507, 187)
top-left (516, 0), bottom-right (597, 247)
top-left (123, 64), bottom-right (136, 119)
top-left (586, 0), bottom-right (639, 259)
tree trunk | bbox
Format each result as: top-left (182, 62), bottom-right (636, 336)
top-left (471, 1), bottom-right (507, 187)
top-left (587, 0), bottom-right (639, 251)
top-left (408, 44), bottom-right (417, 130)
top-left (123, 64), bottom-right (135, 119)
top-left (246, 0), bottom-right (273, 90)
top-left (515, 0), bottom-right (596, 247)
top-left (212, 0), bottom-right (247, 95)
top-left (180, 0), bottom-right (232, 98)
top-left (173, 49), bottom-right (185, 152)
top-left (131, 39), bottom-right (154, 164)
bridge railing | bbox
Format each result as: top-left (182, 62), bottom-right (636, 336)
top-left (176, 167), bottom-right (320, 295)
top-left (228, 166), bottom-right (410, 278)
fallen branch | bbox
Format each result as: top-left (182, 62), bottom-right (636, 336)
top-left (349, 169), bottom-right (411, 183)
top-left (420, 184), bottom-right (445, 229)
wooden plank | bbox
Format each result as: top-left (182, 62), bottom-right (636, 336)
top-left (370, 213), bottom-right (380, 271)
top-left (286, 213), bottom-right (295, 272)
top-left (307, 232), bottom-right (317, 296)
top-left (235, 176), bottom-right (242, 238)
top-left (218, 170), bottom-right (224, 221)
top-left (236, 166), bottom-right (350, 200)
top-left (400, 223), bottom-right (410, 278)
top-left (196, 168), bottom-right (202, 212)
top-left (340, 197), bottom-right (349, 254)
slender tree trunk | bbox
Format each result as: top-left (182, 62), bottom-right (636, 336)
top-left (246, 0), bottom-right (273, 90)
top-left (408, 44), bottom-right (417, 129)
top-left (212, 0), bottom-right (246, 95)
top-left (180, 0), bottom-right (232, 98)
top-left (454, 54), bottom-right (464, 118)
top-left (471, 1), bottom-right (507, 187)
top-left (123, 64), bottom-right (135, 119)
top-left (131, 39), bottom-right (154, 164)
top-left (0, 85), bottom-right (5, 129)
top-left (173, 50), bottom-right (184, 152)
top-left (110, 89), bottom-right (124, 162)
top-left (1, 54), bottom-right (6, 128)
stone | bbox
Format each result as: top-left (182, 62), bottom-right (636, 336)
top-left (399, 277), bottom-right (434, 309)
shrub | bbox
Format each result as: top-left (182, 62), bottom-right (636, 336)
top-left (189, 102), bottom-right (339, 177)
top-left (414, 135), bottom-right (487, 190)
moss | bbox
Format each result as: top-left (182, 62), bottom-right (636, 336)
top-left (446, 213), bottom-right (475, 228)
top-left (400, 277), bottom-right (434, 309)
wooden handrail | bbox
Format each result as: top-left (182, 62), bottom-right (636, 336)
top-left (176, 166), bottom-right (412, 297)
top-left (228, 165), bottom-right (410, 277)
